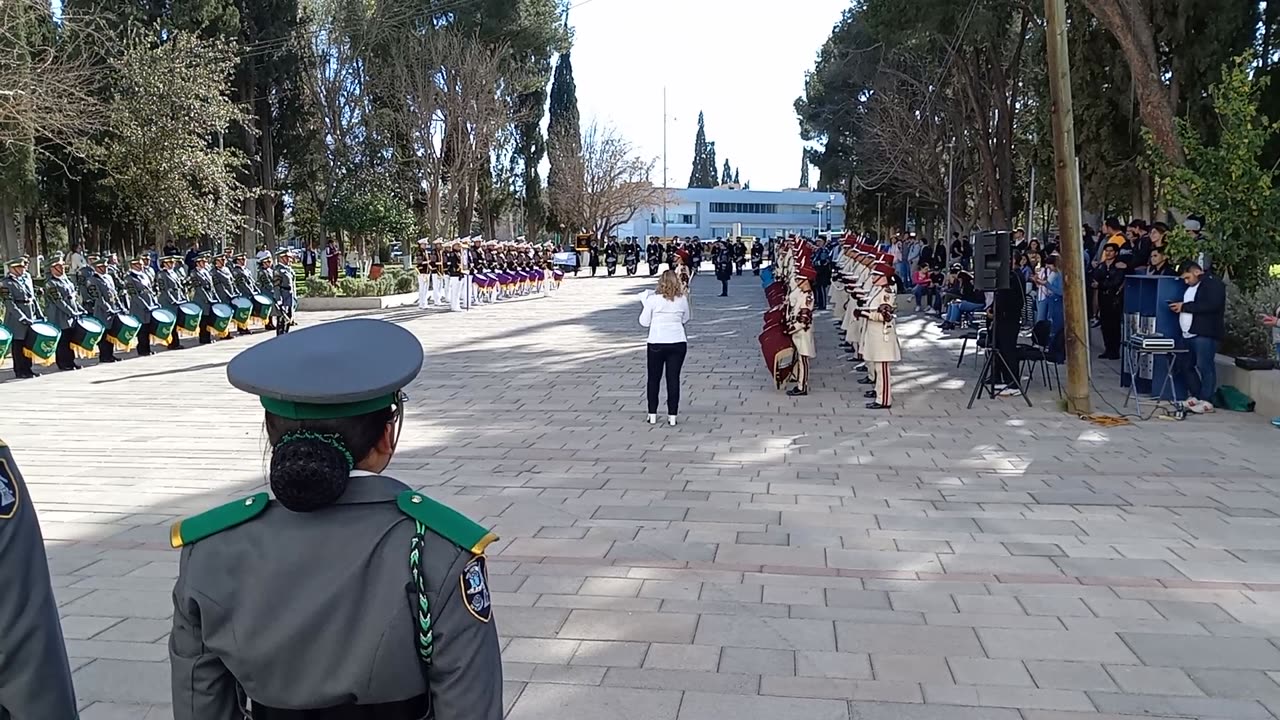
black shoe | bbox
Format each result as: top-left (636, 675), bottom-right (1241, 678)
top-left (864, 390), bottom-right (877, 399)
top-left (786, 387), bottom-right (808, 397)
top-left (138, 351), bottom-right (152, 356)
top-left (855, 364), bottom-right (868, 373)
top-left (866, 402), bottom-right (891, 410)
top-left (718, 293), bottom-right (727, 297)
top-left (99, 357), bottom-right (119, 364)
top-left (941, 322), bottom-right (955, 331)
top-left (857, 377), bottom-right (874, 385)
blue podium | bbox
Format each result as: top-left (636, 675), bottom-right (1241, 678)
top-left (1121, 274), bottom-right (1186, 399)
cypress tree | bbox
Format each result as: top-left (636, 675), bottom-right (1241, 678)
top-left (688, 111), bottom-right (710, 187)
top-left (547, 50), bottom-right (583, 231)
top-left (722, 158), bottom-right (732, 186)
top-left (800, 152), bottom-right (810, 188)
top-left (707, 141), bottom-right (719, 186)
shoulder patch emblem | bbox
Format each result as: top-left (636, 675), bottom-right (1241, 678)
top-left (0, 458), bottom-right (20, 520)
top-left (460, 555), bottom-right (492, 623)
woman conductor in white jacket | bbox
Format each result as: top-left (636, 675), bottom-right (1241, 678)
top-left (639, 270), bottom-right (691, 426)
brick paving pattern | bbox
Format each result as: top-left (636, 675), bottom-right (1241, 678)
top-left (3, 269), bottom-right (1279, 719)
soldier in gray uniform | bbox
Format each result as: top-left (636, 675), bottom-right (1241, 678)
top-left (0, 439), bottom-right (80, 718)
top-left (105, 252), bottom-right (126, 293)
top-left (168, 319), bottom-right (503, 719)
top-left (272, 248), bottom-right (297, 336)
top-left (87, 256), bottom-right (127, 364)
top-left (211, 254), bottom-right (236, 305)
top-left (258, 254), bottom-right (277, 331)
top-left (230, 253), bottom-right (259, 336)
top-left (3, 257), bottom-right (44, 379)
top-left (157, 255), bottom-right (188, 351)
top-left (42, 252), bottom-right (88, 371)
top-left (75, 253), bottom-right (97, 298)
top-left (191, 253), bottom-right (219, 345)
top-left (126, 255), bottom-right (162, 356)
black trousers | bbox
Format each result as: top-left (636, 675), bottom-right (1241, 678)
top-left (1099, 300), bottom-right (1122, 357)
top-left (56, 332), bottom-right (76, 369)
top-left (98, 336), bottom-right (116, 362)
top-left (720, 278), bottom-right (729, 296)
top-left (11, 334), bottom-right (34, 376)
top-left (137, 330), bottom-right (152, 356)
top-left (199, 313), bottom-right (214, 344)
top-left (646, 342), bottom-right (688, 415)
top-left (168, 326), bottom-right (183, 349)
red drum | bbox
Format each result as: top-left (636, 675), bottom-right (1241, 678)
top-left (759, 325), bottom-right (796, 390)
top-left (763, 305), bottom-right (784, 328)
top-left (765, 281), bottom-right (786, 307)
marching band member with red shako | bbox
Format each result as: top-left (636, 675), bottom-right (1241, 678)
top-left (859, 263), bottom-right (902, 409)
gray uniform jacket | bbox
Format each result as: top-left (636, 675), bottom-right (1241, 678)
top-left (231, 264), bottom-right (258, 297)
top-left (169, 475), bottom-right (502, 719)
top-left (2, 273), bottom-right (41, 341)
top-left (211, 266), bottom-right (236, 304)
top-left (158, 269), bottom-right (187, 308)
top-left (43, 274), bottom-right (86, 331)
top-left (74, 266), bottom-right (94, 297)
top-left (273, 265), bottom-right (297, 311)
top-left (87, 272), bottom-right (125, 325)
top-left (0, 441), bottom-right (80, 719)
top-left (126, 270), bottom-right (160, 323)
top-left (191, 268), bottom-right (217, 313)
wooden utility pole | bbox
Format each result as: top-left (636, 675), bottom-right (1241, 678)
top-left (1044, 0), bottom-right (1091, 414)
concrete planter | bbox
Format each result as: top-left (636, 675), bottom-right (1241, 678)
top-left (298, 291), bottom-right (418, 312)
top-left (1215, 354), bottom-right (1280, 419)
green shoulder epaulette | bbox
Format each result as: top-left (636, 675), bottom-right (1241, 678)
top-left (170, 493), bottom-right (270, 549)
top-left (397, 490), bottom-right (497, 555)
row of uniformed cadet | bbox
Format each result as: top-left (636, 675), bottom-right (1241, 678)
top-left (2, 246), bottom-right (297, 380)
top-left (832, 235), bottom-right (902, 409)
top-left (415, 237), bottom-right (561, 312)
top-left (773, 234), bottom-right (817, 396)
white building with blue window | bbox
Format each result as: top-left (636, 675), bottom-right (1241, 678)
top-left (619, 186), bottom-right (846, 239)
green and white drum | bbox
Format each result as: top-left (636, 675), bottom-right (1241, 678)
top-left (149, 308), bottom-right (177, 343)
top-left (210, 303), bottom-right (234, 337)
top-left (251, 293), bottom-right (274, 324)
top-left (107, 313), bottom-right (141, 351)
top-left (177, 302), bottom-right (202, 338)
top-left (0, 325), bottom-right (11, 367)
top-left (26, 322), bottom-right (60, 366)
top-left (230, 297), bottom-right (253, 330)
top-left (68, 316), bottom-right (106, 355)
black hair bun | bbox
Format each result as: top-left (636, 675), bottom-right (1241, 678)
top-left (270, 438), bottom-right (351, 512)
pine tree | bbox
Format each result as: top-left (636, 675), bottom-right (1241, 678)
top-left (547, 50), bottom-right (583, 231)
top-left (800, 151), bottom-right (810, 188)
top-left (722, 158), bottom-right (732, 186)
top-left (707, 142), bottom-right (719, 186)
top-left (688, 111), bottom-right (711, 187)
top-left (733, 168), bottom-right (740, 184)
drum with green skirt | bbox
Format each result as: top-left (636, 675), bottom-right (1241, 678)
top-left (26, 322), bottom-right (61, 366)
top-left (107, 313), bottom-right (141, 351)
top-left (149, 308), bottom-right (177, 343)
top-left (0, 325), bottom-right (11, 367)
top-left (68, 316), bottom-right (107, 358)
top-left (176, 302), bottom-right (202, 338)
top-left (210, 303), bottom-right (234, 337)
top-left (230, 297), bottom-right (253, 330)
top-left (251, 293), bottom-right (274, 327)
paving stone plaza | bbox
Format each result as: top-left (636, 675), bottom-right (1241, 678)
top-left (3, 269), bottom-right (1280, 720)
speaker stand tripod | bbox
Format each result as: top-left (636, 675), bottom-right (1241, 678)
top-left (966, 297), bottom-right (1033, 409)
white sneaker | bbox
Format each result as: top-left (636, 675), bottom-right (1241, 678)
top-left (647, 414), bottom-right (657, 425)
top-left (668, 416), bottom-right (677, 426)
top-left (1200, 400), bottom-right (1216, 413)
top-left (998, 386), bottom-right (1022, 397)
top-left (1186, 398), bottom-right (1207, 414)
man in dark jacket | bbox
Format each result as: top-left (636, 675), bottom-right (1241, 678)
top-left (1169, 260), bottom-right (1226, 413)
top-left (713, 241), bottom-right (733, 296)
top-left (1091, 243), bottom-right (1127, 359)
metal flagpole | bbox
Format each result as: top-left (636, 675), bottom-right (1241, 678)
top-left (662, 87), bottom-right (668, 240)
top-left (1027, 165), bottom-right (1036, 239)
top-left (945, 138), bottom-right (955, 261)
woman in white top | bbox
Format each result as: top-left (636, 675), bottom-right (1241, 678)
top-left (639, 270), bottom-right (692, 426)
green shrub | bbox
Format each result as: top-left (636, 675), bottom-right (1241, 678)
top-left (1223, 277), bottom-right (1280, 358)
top-left (393, 273), bottom-right (416, 293)
top-left (301, 277), bottom-right (337, 298)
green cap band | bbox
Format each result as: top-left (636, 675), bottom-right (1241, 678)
top-left (260, 393), bottom-right (397, 420)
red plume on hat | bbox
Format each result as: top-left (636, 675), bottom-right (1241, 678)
top-left (873, 263), bottom-right (895, 276)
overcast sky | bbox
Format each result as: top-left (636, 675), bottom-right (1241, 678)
top-left (569, 0), bottom-right (851, 192)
